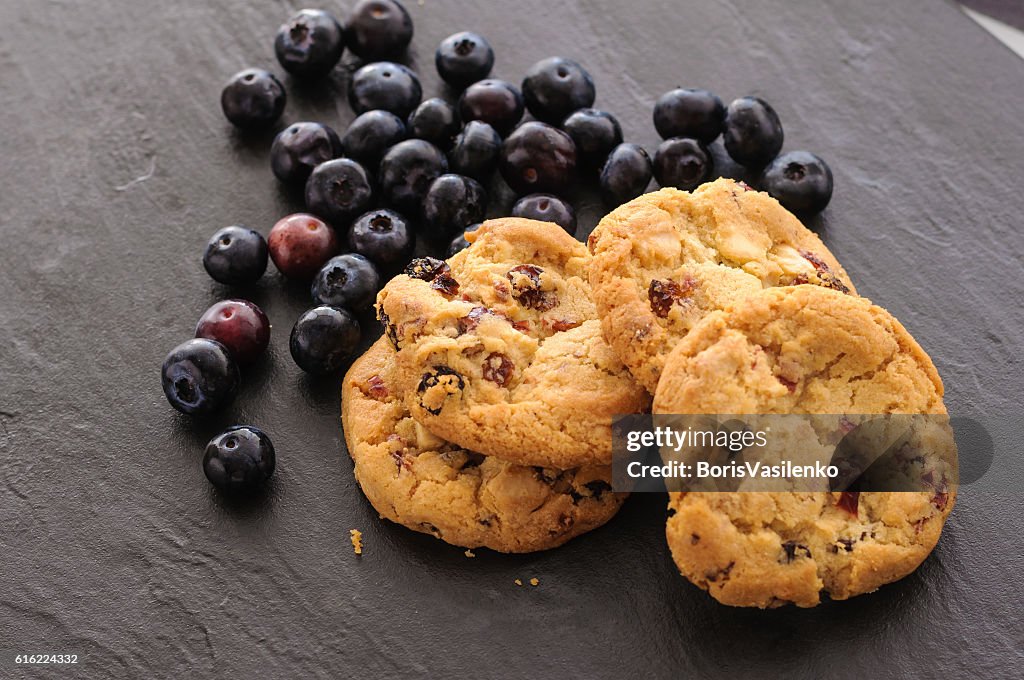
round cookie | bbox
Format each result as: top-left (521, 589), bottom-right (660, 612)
top-left (376, 218), bottom-right (650, 469)
top-left (587, 177), bottom-right (857, 392)
top-left (655, 285), bottom-right (955, 608)
top-left (342, 338), bottom-right (626, 553)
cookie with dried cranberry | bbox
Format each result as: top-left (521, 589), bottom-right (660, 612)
top-left (587, 177), bottom-right (856, 392)
top-left (342, 338), bottom-right (626, 553)
top-left (655, 285), bottom-right (955, 608)
top-left (375, 218), bottom-right (650, 468)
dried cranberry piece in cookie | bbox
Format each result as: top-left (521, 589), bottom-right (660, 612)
top-left (457, 306), bottom-right (489, 334)
top-left (432, 271), bottom-right (460, 296)
top-left (405, 256), bottom-right (448, 280)
top-left (776, 375), bottom-right (797, 393)
top-left (800, 250), bottom-right (850, 294)
top-left (648, 278), bottom-right (694, 318)
top-left (405, 256), bottom-right (461, 296)
top-left (836, 490), bottom-right (860, 517)
top-left (363, 374), bottom-right (389, 400)
top-left (547, 319), bottom-right (582, 332)
top-left (481, 352), bottom-right (514, 386)
top-left (417, 366), bottom-right (466, 415)
top-left (506, 264), bottom-right (557, 311)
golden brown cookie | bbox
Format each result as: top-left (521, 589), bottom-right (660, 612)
top-left (655, 285), bottom-right (955, 608)
top-left (342, 338), bottom-right (626, 553)
top-left (587, 178), bottom-right (856, 392)
top-left (376, 218), bottom-right (650, 469)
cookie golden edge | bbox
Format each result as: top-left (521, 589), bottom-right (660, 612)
top-left (341, 338), bottom-right (627, 553)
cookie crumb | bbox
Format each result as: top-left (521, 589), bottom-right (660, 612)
top-left (350, 529), bottom-right (363, 555)
top-left (529, 578), bottom-right (539, 587)
top-left (464, 549), bottom-right (475, 558)
top-left (514, 579), bottom-right (523, 586)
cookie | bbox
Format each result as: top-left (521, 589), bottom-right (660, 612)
top-left (587, 177), bottom-right (857, 392)
top-left (376, 217), bottom-right (650, 469)
top-left (342, 338), bottom-right (626, 553)
top-left (654, 285), bottom-right (955, 607)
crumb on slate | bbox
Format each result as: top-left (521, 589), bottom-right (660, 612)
top-left (350, 529), bottom-right (363, 555)
top-left (529, 578), bottom-right (539, 587)
top-left (514, 579), bottom-right (523, 586)
top-left (464, 549), bottom-right (475, 558)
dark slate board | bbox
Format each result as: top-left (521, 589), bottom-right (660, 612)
top-left (1, 0), bottom-right (1022, 677)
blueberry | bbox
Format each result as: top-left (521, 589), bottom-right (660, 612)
top-left (435, 31), bottom-right (494, 88)
top-left (653, 88), bottom-right (725, 143)
top-left (220, 69), bottom-right (286, 130)
top-left (195, 299), bottom-right (271, 365)
top-left (521, 57), bottom-right (595, 124)
top-left (349, 209), bottom-right (415, 269)
top-left (274, 9), bottom-right (345, 78)
top-left (422, 174), bottom-right (487, 242)
top-left (311, 254), bottom-right (381, 310)
top-left (268, 213), bottom-right (340, 280)
top-left (378, 139), bottom-right (448, 215)
top-left (759, 151), bottom-right (833, 215)
top-left (653, 138), bottom-right (713, 191)
top-left (290, 305), bottom-right (362, 374)
top-left (305, 159), bottom-right (374, 226)
top-left (161, 338), bottom-right (239, 415)
top-left (446, 223), bottom-right (481, 257)
top-left (407, 98), bottom-right (460, 150)
top-left (448, 121), bottom-right (501, 182)
top-left (203, 426), bottom-right (276, 494)
top-left (270, 122), bottom-right (342, 186)
top-left (499, 121), bottom-right (577, 195)
top-left (458, 79), bottom-right (524, 137)
top-left (346, 0), bottom-right (413, 61)
top-left (723, 96), bottom-right (784, 168)
top-left (599, 143), bottom-right (653, 206)
top-left (349, 62), bottom-right (422, 118)
top-left (203, 226), bottom-right (269, 285)
top-left (511, 194), bottom-right (576, 234)
top-left (561, 108), bottom-right (622, 168)
top-left (340, 110), bottom-right (407, 167)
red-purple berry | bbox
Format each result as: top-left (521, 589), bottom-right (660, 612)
top-left (268, 213), bottom-right (340, 280)
top-left (195, 300), bottom-right (271, 365)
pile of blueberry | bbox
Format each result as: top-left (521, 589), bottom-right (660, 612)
top-left (164, 0), bottom-right (835, 494)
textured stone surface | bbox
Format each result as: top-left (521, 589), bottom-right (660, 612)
top-left (0, 0), bottom-right (1022, 677)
